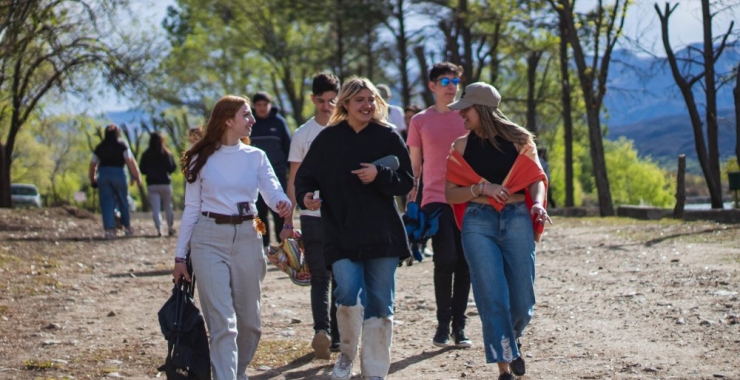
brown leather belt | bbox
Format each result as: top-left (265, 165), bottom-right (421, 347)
top-left (202, 211), bottom-right (255, 225)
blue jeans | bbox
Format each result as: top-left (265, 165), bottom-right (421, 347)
top-left (332, 257), bottom-right (397, 318)
top-left (97, 166), bottom-right (131, 230)
top-left (460, 202), bottom-right (536, 364)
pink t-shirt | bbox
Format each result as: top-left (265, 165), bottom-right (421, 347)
top-left (406, 107), bottom-right (468, 207)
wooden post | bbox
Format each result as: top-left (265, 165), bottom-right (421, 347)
top-left (674, 154), bottom-right (686, 219)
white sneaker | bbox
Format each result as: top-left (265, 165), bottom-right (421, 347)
top-left (331, 353), bottom-right (353, 380)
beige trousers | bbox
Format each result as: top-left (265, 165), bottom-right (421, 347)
top-left (190, 215), bottom-right (266, 380)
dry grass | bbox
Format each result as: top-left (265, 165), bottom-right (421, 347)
top-left (251, 339), bottom-right (314, 368)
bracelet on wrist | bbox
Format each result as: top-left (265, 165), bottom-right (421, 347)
top-left (175, 257), bottom-right (186, 264)
top-left (470, 184), bottom-right (477, 198)
top-left (283, 224), bottom-right (294, 229)
top-left (481, 182), bottom-right (487, 196)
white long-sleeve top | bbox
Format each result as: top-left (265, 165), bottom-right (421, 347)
top-left (175, 142), bottom-right (290, 258)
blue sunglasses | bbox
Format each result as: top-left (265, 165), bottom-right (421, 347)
top-left (437, 77), bottom-right (460, 87)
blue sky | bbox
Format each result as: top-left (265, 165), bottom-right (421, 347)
top-left (84, 0), bottom-right (738, 114)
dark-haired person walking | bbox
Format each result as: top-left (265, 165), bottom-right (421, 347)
top-left (250, 91), bottom-right (292, 250)
top-left (139, 131), bottom-right (177, 237)
top-left (283, 73), bottom-right (342, 359)
top-left (407, 62), bottom-right (472, 349)
top-left (89, 124), bottom-right (142, 239)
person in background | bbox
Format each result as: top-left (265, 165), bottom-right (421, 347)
top-left (173, 95), bottom-right (292, 380)
top-left (445, 82), bottom-right (549, 380)
top-left (139, 131), bottom-right (177, 237)
top-left (403, 104), bottom-right (421, 137)
top-left (282, 72), bottom-right (342, 359)
top-left (295, 77), bottom-right (413, 380)
top-left (399, 104), bottom-right (422, 211)
top-left (188, 127), bottom-right (203, 146)
top-left (89, 124), bottom-right (142, 239)
top-left (406, 62), bottom-right (472, 349)
top-left (250, 91), bottom-right (292, 250)
top-left (376, 84), bottom-right (406, 139)
top-left (537, 148), bottom-right (556, 208)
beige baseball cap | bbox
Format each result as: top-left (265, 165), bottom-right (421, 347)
top-left (448, 82), bottom-right (501, 110)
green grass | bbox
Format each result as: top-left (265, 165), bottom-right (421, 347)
top-left (23, 359), bottom-right (57, 371)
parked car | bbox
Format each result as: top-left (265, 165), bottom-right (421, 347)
top-left (11, 183), bottom-right (42, 208)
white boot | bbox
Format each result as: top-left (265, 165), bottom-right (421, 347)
top-left (360, 317), bottom-right (393, 378)
top-left (332, 303), bottom-right (364, 380)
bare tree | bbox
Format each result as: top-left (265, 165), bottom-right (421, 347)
top-left (547, 0), bottom-right (629, 216)
top-left (559, 15), bottom-right (575, 207)
top-left (382, 0), bottom-right (414, 106)
top-left (735, 63), bottom-right (740, 165)
top-left (655, 1), bottom-right (735, 209)
top-left (0, 0), bottom-right (151, 208)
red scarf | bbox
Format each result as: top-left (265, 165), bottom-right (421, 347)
top-left (446, 142), bottom-right (548, 242)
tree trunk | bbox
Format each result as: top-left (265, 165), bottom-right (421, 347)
top-left (655, 2), bottom-right (725, 209)
top-left (559, 18), bottom-right (574, 207)
top-left (395, 0), bottom-right (411, 107)
top-left (279, 65), bottom-right (306, 126)
top-left (413, 45), bottom-right (434, 107)
top-left (735, 63), bottom-right (740, 165)
top-left (458, 0), bottom-right (474, 84)
top-left (526, 51), bottom-right (543, 134)
top-left (585, 106), bottom-right (614, 216)
top-left (674, 154), bottom-right (686, 219)
top-left (366, 26), bottom-right (374, 80)
top-left (0, 144), bottom-right (10, 208)
top-left (334, 0), bottom-right (345, 80)
top-left (551, 0), bottom-right (617, 216)
top-left (701, 0), bottom-right (723, 208)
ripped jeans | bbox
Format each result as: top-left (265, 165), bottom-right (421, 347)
top-left (461, 202), bottom-right (536, 364)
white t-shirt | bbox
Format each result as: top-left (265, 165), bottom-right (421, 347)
top-left (388, 105), bottom-right (406, 132)
top-left (288, 117), bottom-right (326, 217)
top-left (175, 143), bottom-right (289, 258)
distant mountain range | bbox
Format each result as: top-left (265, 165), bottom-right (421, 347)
top-left (604, 45), bottom-right (738, 166)
top-left (105, 108), bottom-right (151, 126)
top-left (104, 44), bottom-right (739, 167)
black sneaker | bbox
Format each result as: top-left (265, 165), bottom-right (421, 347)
top-left (452, 329), bottom-right (472, 348)
top-left (511, 338), bottom-right (525, 376)
top-left (432, 325), bottom-right (450, 347)
top-left (510, 357), bottom-right (525, 376)
top-left (498, 373), bottom-right (515, 380)
top-left (330, 332), bottom-right (341, 352)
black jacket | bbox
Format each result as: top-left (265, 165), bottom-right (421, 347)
top-left (139, 150), bottom-right (177, 186)
top-left (295, 121), bottom-right (413, 267)
top-left (250, 107), bottom-right (292, 176)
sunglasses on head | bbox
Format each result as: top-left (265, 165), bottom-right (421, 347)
top-left (437, 77), bottom-right (460, 87)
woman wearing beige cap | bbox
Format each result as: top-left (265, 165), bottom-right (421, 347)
top-left (444, 82), bottom-right (551, 380)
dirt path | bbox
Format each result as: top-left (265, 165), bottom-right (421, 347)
top-left (0, 208), bottom-right (738, 379)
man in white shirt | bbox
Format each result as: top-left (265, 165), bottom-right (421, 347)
top-left (282, 73), bottom-right (341, 360)
top-left (377, 84), bottom-right (406, 137)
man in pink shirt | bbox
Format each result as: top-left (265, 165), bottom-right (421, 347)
top-left (407, 62), bottom-right (472, 349)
